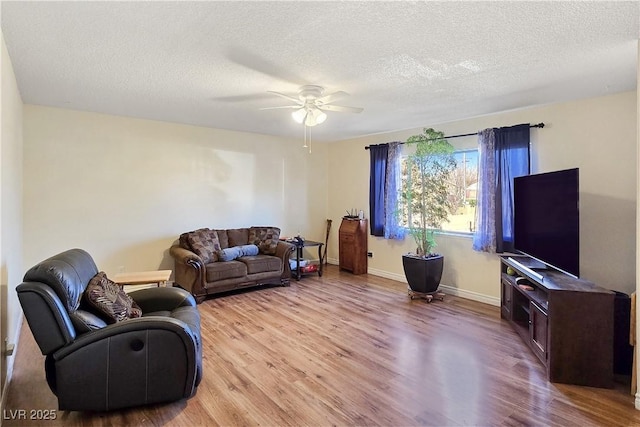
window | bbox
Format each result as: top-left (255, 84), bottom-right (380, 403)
top-left (399, 149), bottom-right (478, 234)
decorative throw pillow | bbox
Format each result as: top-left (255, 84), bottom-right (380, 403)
top-left (217, 244), bottom-right (260, 262)
top-left (217, 246), bottom-right (243, 262)
top-left (239, 244), bottom-right (260, 256)
top-left (218, 245), bottom-right (259, 261)
top-left (180, 227), bottom-right (211, 250)
top-left (187, 228), bottom-right (221, 263)
top-left (82, 272), bottom-right (142, 324)
top-left (248, 226), bottom-right (280, 255)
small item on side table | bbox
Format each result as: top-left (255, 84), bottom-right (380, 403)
top-left (300, 264), bottom-right (318, 273)
top-left (518, 284), bottom-right (534, 291)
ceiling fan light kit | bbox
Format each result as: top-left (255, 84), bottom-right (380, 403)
top-left (292, 107), bottom-right (327, 127)
top-left (264, 85), bottom-right (363, 127)
top-left (262, 85), bottom-right (363, 151)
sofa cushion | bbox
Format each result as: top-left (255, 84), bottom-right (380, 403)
top-left (249, 226), bottom-right (281, 255)
top-left (205, 261), bottom-right (247, 282)
top-left (82, 272), bottom-right (142, 324)
top-left (187, 229), bottom-right (221, 263)
top-left (215, 229), bottom-right (229, 249)
top-left (227, 228), bottom-right (249, 247)
top-left (239, 255), bottom-right (282, 275)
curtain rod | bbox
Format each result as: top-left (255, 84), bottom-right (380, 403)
top-left (364, 122), bottom-right (545, 150)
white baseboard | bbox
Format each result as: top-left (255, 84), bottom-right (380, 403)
top-left (365, 266), bottom-right (500, 306)
top-left (438, 284), bottom-right (501, 307)
top-left (365, 267), bottom-right (405, 283)
top-left (1, 312), bottom-right (24, 416)
top-left (326, 260), bottom-right (500, 307)
top-left (636, 392), bottom-right (640, 410)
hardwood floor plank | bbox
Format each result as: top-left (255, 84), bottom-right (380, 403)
top-left (4, 265), bottom-right (640, 426)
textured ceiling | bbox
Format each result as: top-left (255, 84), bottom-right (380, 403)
top-left (1, 1), bottom-right (639, 142)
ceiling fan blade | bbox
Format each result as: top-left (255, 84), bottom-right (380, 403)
top-left (319, 104), bottom-right (364, 114)
top-left (318, 90), bottom-right (349, 104)
top-left (211, 93), bottom-right (275, 103)
top-left (259, 105), bottom-right (301, 110)
top-left (267, 91), bottom-right (301, 104)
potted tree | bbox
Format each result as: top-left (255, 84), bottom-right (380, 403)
top-left (400, 128), bottom-right (457, 300)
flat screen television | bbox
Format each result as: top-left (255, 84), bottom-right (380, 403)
top-left (513, 168), bottom-right (579, 277)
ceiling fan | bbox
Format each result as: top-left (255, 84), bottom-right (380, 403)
top-left (260, 85), bottom-right (363, 127)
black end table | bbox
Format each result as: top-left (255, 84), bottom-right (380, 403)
top-left (289, 239), bottom-right (324, 280)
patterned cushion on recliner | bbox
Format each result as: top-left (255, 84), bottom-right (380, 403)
top-left (248, 226), bottom-right (281, 255)
top-left (187, 229), bottom-right (221, 263)
top-left (82, 272), bottom-right (142, 324)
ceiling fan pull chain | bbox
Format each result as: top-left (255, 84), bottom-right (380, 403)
top-left (303, 125), bottom-right (312, 153)
top-left (303, 125), bottom-right (308, 148)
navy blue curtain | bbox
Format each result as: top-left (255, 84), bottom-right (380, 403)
top-left (369, 144), bottom-right (389, 236)
top-left (495, 124), bottom-right (530, 252)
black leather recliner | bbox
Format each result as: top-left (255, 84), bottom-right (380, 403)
top-left (16, 248), bottom-right (202, 411)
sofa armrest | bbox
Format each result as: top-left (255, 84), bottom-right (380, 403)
top-left (170, 245), bottom-right (206, 301)
top-left (275, 241), bottom-right (295, 280)
top-left (170, 245), bottom-right (203, 266)
top-left (275, 240), bottom-right (295, 259)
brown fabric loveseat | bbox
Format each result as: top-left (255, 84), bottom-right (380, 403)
top-left (170, 226), bottom-right (295, 303)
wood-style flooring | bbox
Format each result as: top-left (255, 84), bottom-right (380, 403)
top-left (4, 265), bottom-right (639, 426)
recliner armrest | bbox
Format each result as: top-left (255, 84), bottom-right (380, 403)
top-left (17, 282), bottom-right (76, 354)
top-left (51, 316), bottom-right (200, 411)
top-left (53, 315), bottom-right (198, 360)
top-left (128, 286), bottom-right (196, 312)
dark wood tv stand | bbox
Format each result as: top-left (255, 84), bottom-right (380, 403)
top-left (500, 255), bottom-right (614, 388)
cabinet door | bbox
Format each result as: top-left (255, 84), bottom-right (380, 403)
top-left (529, 301), bottom-right (548, 365)
top-left (339, 234), bottom-right (355, 270)
top-left (501, 280), bottom-right (512, 320)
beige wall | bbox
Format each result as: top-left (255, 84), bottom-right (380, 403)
top-left (23, 106), bottom-right (328, 275)
top-left (1, 32), bottom-right (24, 399)
top-left (328, 91), bottom-right (637, 304)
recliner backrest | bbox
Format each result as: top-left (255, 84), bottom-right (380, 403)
top-left (22, 248), bottom-right (98, 311)
top-left (17, 249), bottom-right (99, 354)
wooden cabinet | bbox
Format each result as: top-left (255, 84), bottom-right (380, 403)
top-left (500, 256), bottom-right (614, 388)
top-left (338, 218), bottom-right (367, 274)
top-left (529, 301), bottom-right (548, 363)
top-left (500, 279), bottom-right (512, 319)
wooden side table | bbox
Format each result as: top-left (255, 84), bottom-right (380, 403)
top-left (113, 270), bottom-right (172, 287)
